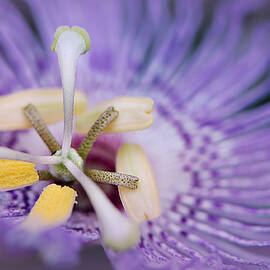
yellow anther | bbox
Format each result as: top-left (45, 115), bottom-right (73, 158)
top-left (0, 89), bottom-right (87, 131)
top-left (116, 143), bottom-right (161, 223)
top-left (0, 160), bottom-right (38, 191)
top-left (76, 97), bottom-right (154, 134)
top-left (22, 184), bottom-right (77, 231)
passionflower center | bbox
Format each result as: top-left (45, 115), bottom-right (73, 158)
top-left (0, 25), bottom-right (161, 252)
top-left (49, 148), bottom-right (84, 182)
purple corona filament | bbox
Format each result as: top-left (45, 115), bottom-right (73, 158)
top-left (0, 0), bottom-right (270, 270)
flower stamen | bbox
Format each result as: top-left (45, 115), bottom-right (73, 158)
top-left (23, 103), bottom-right (61, 153)
top-left (77, 106), bottom-right (119, 161)
top-left (85, 169), bottom-right (138, 189)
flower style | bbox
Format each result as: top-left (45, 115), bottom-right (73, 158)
top-left (1, 0), bottom-right (270, 270)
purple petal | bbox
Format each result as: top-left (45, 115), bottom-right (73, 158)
top-left (1, 0), bottom-right (270, 269)
top-left (0, 219), bottom-right (82, 267)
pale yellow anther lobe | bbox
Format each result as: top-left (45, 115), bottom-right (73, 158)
top-left (22, 184), bottom-right (77, 231)
top-left (116, 143), bottom-right (161, 223)
top-left (0, 160), bottom-right (38, 191)
top-left (76, 97), bottom-right (154, 134)
top-left (0, 89), bottom-right (87, 130)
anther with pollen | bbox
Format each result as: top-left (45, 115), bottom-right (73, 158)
top-left (85, 169), bottom-right (138, 189)
top-left (77, 106), bottom-right (118, 161)
top-left (23, 104), bottom-right (61, 153)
